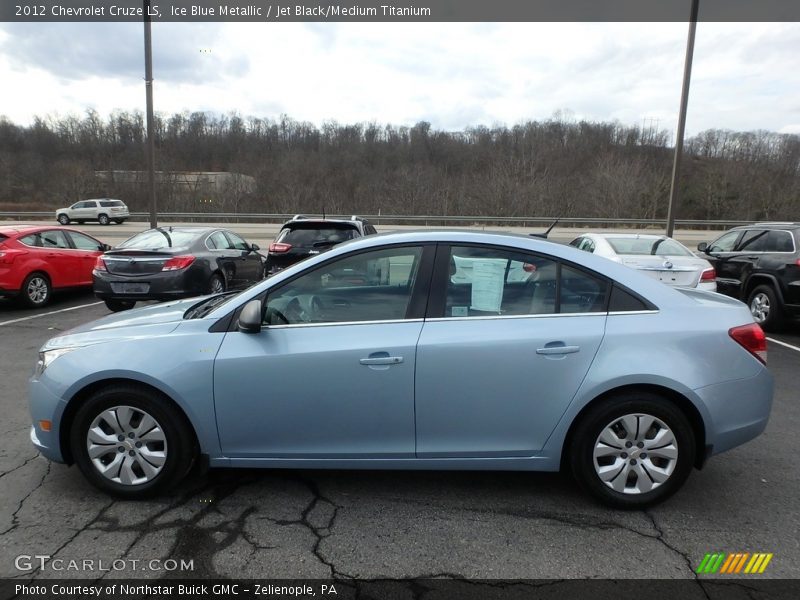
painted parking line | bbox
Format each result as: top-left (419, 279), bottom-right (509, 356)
top-left (0, 302), bottom-right (103, 327)
top-left (766, 337), bottom-right (800, 354)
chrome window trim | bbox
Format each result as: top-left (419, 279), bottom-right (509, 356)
top-left (426, 312), bottom-right (609, 323)
top-left (606, 310), bottom-right (660, 316)
top-left (264, 318), bottom-right (424, 330)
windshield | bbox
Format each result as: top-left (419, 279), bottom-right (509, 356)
top-left (606, 237), bottom-right (693, 257)
top-left (118, 229), bottom-right (199, 249)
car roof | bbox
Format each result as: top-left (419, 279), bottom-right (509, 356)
top-left (0, 225), bottom-right (69, 236)
top-left (584, 233), bottom-right (669, 240)
top-left (281, 219), bottom-right (361, 228)
top-left (729, 222), bottom-right (800, 231)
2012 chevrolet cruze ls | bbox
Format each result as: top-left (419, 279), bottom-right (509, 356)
top-left (28, 231), bottom-right (773, 508)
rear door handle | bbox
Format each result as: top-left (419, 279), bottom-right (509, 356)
top-left (360, 356), bottom-right (404, 365)
top-left (536, 345), bottom-right (580, 355)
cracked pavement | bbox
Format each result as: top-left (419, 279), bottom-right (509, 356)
top-left (1, 292), bottom-right (799, 582)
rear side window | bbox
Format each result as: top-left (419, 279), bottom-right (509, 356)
top-left (278, 226), bottom-right (358, 247)
top-left (19, 234), bottom-right (41, 247)
top-left (99, 200), bottom-right (125, 208)
top-left (608, 285), bottom-right (650, 312)
top-left (764, 230), bottom-right (795, 253)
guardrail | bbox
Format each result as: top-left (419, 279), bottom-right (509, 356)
top-left (0, 211), bottom-right (766, 229)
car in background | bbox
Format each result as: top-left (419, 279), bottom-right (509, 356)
top-left (265, 214), bottom-right (376, 276)
top-left (697, 222), bottom-right (800, 331)
top-left (93, 227), bottom-right (265, 312)
top-left (0, 225), bottom-right (109, 307)
top-left (31, 230), bottom-right (772, 508)
top-left (570, 233), bottom-right (716, 292)
top-left (56, 199), bottom-right (130, 226)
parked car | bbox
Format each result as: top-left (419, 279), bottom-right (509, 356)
top-left (698, 222), bottom-right (800, 331)
top-left (265, 214), bottom-right (376, 276)
top-left (30, 230), bottom-right (773, 508)
top-left (0, 225), bottom-right (109, 307)
top-left (56, 198), bottom-right (130, 226)
top-left (570, 233), bottom-right (716, 291)
top-left (93, 227), bottom-right (265, 312)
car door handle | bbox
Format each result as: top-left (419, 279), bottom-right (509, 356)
top-left (536, 345), bottom-right (580, 355)
top-left (360, 356), bottom-right (404, 365)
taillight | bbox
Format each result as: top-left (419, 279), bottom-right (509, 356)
top-left (729, 323), bottom-right (767, 365)
top-left (162, 255), bottom-right (196, 271)
top-left (269, 242), bottom-right (292, 253)
top-left (700, 267), bottom-right (716, 281)
top-left (93, 256), bottom-right (107, 271)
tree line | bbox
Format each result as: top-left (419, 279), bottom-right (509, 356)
top-left (0, 110), bottom-right (797, 221)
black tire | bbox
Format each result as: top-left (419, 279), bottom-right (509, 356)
top-left (98, 213), bottom-right (110, 226)
top-left (20, 272), bottom-right (52, 308)
top-left (69, 384), bottom-right (195, 498)
top-left (57, 214), bottom-right (70, 225)
top-left (208, 273), bottom-right (226, 295)
top-left (76, 220), bottom-right (85, 225)
top-left (105, 299), bottom-right (136, 312)
top-left (569, 391), bottom-right (695, 509)
top-left (747, 285), bottom-right (784, 332)
top-left (114, 219), bottom-right (125, 224)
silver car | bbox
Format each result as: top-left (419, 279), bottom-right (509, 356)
top-left (570, 233), bottom-right (717, 291)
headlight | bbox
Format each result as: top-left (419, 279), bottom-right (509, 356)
top-left (34, 347), bottom-right (78, 377)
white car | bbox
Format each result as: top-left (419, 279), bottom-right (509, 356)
top-left (56, 198), bottom-right (129, 226)
top-left (569, 233), bottom-right (716, 291)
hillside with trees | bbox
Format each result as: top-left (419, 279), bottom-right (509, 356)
top-left (0, 110), bottom-right (797, 221)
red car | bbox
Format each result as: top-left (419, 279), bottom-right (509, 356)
top-left (0, 225), bottom-right (109, 307)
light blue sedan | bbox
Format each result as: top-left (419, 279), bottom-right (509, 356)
top-left (28, 231), bottom-right (773, 508)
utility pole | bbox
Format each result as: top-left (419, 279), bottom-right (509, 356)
top-left (144, 0), bottom-right (157, 228)
top-left (666, 0), bottom-right (699, 238)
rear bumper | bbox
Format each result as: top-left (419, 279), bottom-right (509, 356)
top-left (696, 367), bottom-right (774, 457)
top-left (93, 268), bottom-right (208, 301)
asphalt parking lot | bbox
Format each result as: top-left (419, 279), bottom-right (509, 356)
top-left (1, 232), bottom-right (799, 583)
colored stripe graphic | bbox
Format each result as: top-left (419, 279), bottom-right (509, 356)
top-left (698, 552), bottom-right (773, 574)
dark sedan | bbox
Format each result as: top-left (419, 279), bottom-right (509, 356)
top-left (93, 227), bottom-right (265, 311)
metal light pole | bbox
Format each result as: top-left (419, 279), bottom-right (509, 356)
top-left (144, 0), bottom-right (157, 228)
top-left (666, 0), bottom-right (699, 238)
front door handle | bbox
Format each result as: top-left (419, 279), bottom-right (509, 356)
top-left (360, 356), bottom-right (404, 365)
top-left (536, 345), bottom-right (580, 355)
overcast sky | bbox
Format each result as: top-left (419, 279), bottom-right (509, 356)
top-left (1, 21), bottom-right (799, 137)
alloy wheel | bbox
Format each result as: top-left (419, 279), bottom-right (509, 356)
top-left (86, 405), bottom-right (167, 486)
top-left (750, 293), bottom-right (770, 323)
top-left (592, 413), bottom-right (678, 494)
top-left (26, 276), bottom-right (49, 304)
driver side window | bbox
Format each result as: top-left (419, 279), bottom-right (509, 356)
top-left (264, 246), bottom-right (423, 326)
top-left (708, 231), bottom-right (739, 253)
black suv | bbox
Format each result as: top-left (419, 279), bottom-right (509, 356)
top-left (265, 215), bottom-right (377, 276)
top-left (698, 223), bottom-right (800, 331)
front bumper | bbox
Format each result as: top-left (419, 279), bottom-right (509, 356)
top-left (28, 378), bottom-right (67, 463)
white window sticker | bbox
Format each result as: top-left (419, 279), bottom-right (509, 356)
top-left (470, 260), bottom-right (506, 312)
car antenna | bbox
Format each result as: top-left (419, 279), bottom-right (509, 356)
top-left (530, 217), bottom-right (560, 239)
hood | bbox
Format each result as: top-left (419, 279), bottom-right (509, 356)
top-left (42, 296), bottom-right (211, 350)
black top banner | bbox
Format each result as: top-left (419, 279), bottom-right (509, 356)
top-left (2, 0), bottom-right (800, 22)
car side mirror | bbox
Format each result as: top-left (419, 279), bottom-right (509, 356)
top-left (101, 243), bottom-right (111, 251)
top-left (250, 243), bottom-right (260, 252)
top-left (697, 242), bottom-right (708, 253)
top-left (237, 300), bottom-right (262, 334)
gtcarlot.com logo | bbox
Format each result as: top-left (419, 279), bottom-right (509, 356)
top-left (696, 552), bottom-right (773, 575)
top-left (15, 554), bottom-right (194, 572)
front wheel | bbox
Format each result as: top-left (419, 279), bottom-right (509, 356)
top-left (98, 213), bottom-right (110, 226)
top-left (105, 299), bottom-right (136, 312)
top-left (70, 384), bottom-right (195, 498)
top-left (20, 272), bottom-right (52, 307)
top-left (748, 285), bottom-right (784, 332)
top-left (569, 392), bottom-right (695, 509)
top-left (57, 214), bottom-right (70, 225)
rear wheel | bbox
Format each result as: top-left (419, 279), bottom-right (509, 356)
top-left (69, 384), bottom-right (195, 498)
top-left (98, 214), bottom-right (110, 226)
top-left (114, 219), bottom-right (125, 224)
top-left (57, 214), bottom-right (70, 225)
top-left (208, 273), bottom-right (226, 295)
top-left (569, 392), bottom-right (694, 509)
top-left (105, 299), bottom-right (136, 312)
top-left (20, 272), bottom-right (52, 307)
top-left (748, 285), bottom-right (783, 332)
